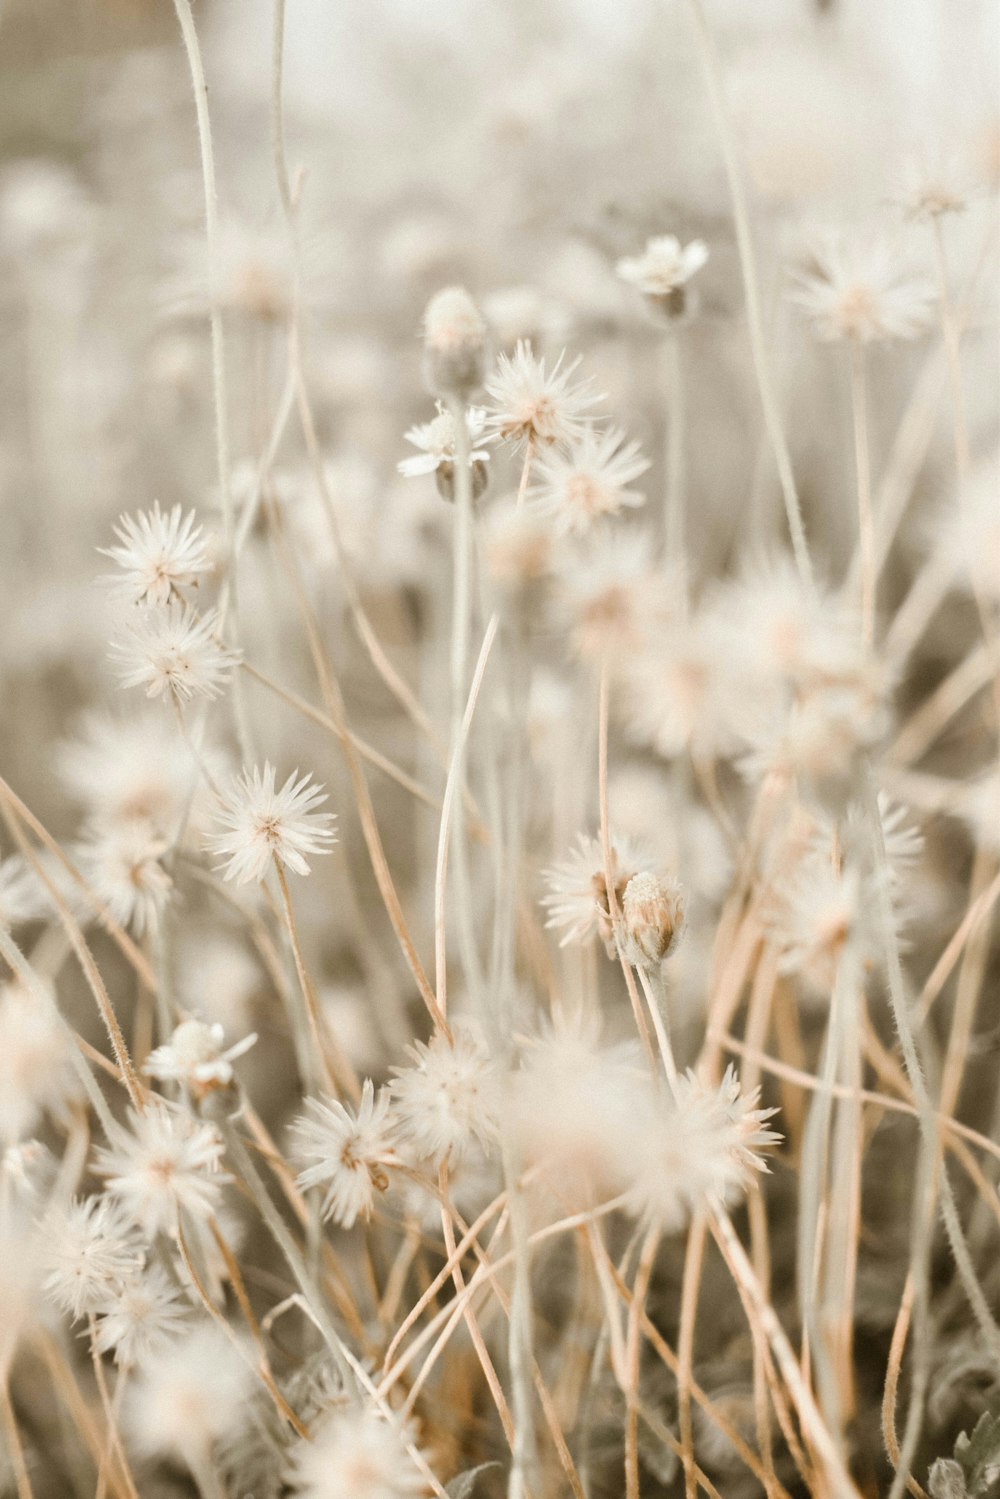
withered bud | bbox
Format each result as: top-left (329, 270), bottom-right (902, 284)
top-left (435, 456), bottom-right (490, 504)
top-left (618, 871), bottom-right (685, 967)
top-left (422, 286), bottom-right (488, 398)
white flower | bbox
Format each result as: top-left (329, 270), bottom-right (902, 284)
top-left (484, 339), bottom-right (603, 449)
top-left (552, 527), bottom-right (671, 666)
top-left (111, 602), bottom-right (241, 703)
top-left (0, 980), bottom-right (83, 1144)
top-left (542, 832), bottom-right (655, 950)
top-left (144, 1019), bottom-right (257, 1098)
top-left (769, 849), bottom-right (881, 994)
top-left (206, 763), bottom-right (337, 884)
top-left (529, 425), bottom-right (649, 534)
top-left (287, 1403), bottom-right (430, 1499)
top-left (789, 232), bottom-right (936, 342)
top-left (390, 1028), bottom-right (500, 1163)
top-left (126, 1324), bottom-right (254, 1465)
top-left (77, 819), bottom-right (172, 935)
top-left (623, 612), bottom-right (746, 762)
top-left (96, 1100), bottom-right (227, 1238)
top-left (292, 1081), bottom-right (395, 1229)
top-left (57, 709), bottom-right (221, 838)
top-left (397, 404), bottom-right (491, 478)
top-left (616, 235), bottom-right (709, 296)
top-left (43, 1197), bottom-right (144, 1321)
top-left (99, 503), bottom-right (212, 606)
top-left (95, 1265), bottom-right (191, 1366)
top-left (626, 1068), bottom-right (780, 1229)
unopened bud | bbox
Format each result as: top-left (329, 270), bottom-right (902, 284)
top-left (435, 456), bottom-right (490, 505)
top-left (423, 286), bottom-right (487, 398)
top-left (618, 871), bottom-right (685, 967)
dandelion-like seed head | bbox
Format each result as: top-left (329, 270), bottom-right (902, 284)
top-left (292, 1080), bottom-right (396, 1228)
top-left (206, 762), bottom-right (337, 885)
top-left (484, 339), bottom-right (604, 450)
top-left (111, 602), bottom-right (241, 704)
top-left (99, 502), bottom-right (212, 606)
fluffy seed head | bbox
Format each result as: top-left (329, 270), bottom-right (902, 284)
top-left (111, 602), bottom-right (241, 703)
top-left (96, 1100), bottom-right (227, 1238)
top-left (99, 502), bottom-right (212, 606)
top-left (292, 1081), bottom-right (396, 1228)
top-left (206, 763), bottom-right (337, 884)
top-left (422, 286), bottom-right (487, 398)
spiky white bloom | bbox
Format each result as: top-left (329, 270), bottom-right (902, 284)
top-left (789, 232), bottom-right (936, 342)
top-left (484, 339), bottom-right (603, 450)
top-left (96, 1100), bottom-right (227, 1238)
top-left (617, 871), bottom-right (686, 968)
top-left (286, 1403), bottom-right (430, 1499)
top-left (111, 601), bottom-right (241, 703)
top-left (397, 403), bottom-right (491, 478)
top-left (542, 832), bottom-right (655, 950)
top-left (145, 1019), bottom-right (257, 1097)
top-left (390, 1028), bottom-right (500, 1163)
top-left (206, 763), bottom-right (337, 884)
top-left (529, 425), bottom-right (649, 534)
top-left (43, 1197), bottom-right (144, 1321)
top-left (77, 819), bottom-right (172, 935)
top-left (422, 285), bottom-right (487, 397)
top-left (511, 1018), bottom-right (649, 1206)
top-left (56, 709), bottom-right (225, 839)
top-left (99, 503), bottom-right (212, 606)
top-left (292, 1081), bottom-right (396, 1228)
top-left (626, 1067), bottom-right (780, 1229)
top-left (126, 1324), bottom-right (254, 1464)
top-left (552, 527), bottom-right (672, 666)
top-left (95, 1265), bottom-right (191, 1366)
top-left (0, 980), bottom-right (83, 1143)
top-left (616, 235), bottom-right (709, 297)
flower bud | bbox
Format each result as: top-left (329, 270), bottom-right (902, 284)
top-left (618, 871), bottom-right (685, 967)
top-left (422, 286), bottom-right (487, 398)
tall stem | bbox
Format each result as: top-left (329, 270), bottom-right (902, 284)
top-left (662, 330), bottom-right (687, 592)
top-left (850, 343), bottom-right (875, 651)
top-left (684, 0), bottom-right (812, 588)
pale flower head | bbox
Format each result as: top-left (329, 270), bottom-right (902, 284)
top-left (616, 234), bottom-right (709, 318)
top-left (553, 527), bottom-right (672, 667)
top-left (617, 870), bottom-right (686, 969)
top-left (484, 339), bottom-right (603, 450)
top-left (99, 502), bottom-right (212, 606)
top-left (292, 1080), bottom-right (396, 1229)
top-left (111, 601), bottom-right (240, 703)
top-left (0, 979), bottom-right (83, 1143)
top-left (77, 819), bottom-right (172, 936)
top-left (286, 1402), bottom-right (430, 1499)
top-left (43, 1196), bottom-right (144, 1321)
top-left (789, 231), bottom-right (936, 342)
top-left (397, 402), bottom-right (491, 502)
top-left (96, 1099), bottom-right (227, 1238)
top-left (206, 762), bottom-right (337, 884)
top-left (390, 1027), bottom-right (500, 1163)
top-left (95, 1264), bottom-right (191, 1367)
top-left (144, 1018), bottom-right (257, 1100)
top-left (126, 1323), bottom-right (254, 1465)
top-left (542, 831), bottom-right (656, 951)
top-left (422, 284), bottom-right (488, 398)
top-left (529, 424), bottom-right (649, 535)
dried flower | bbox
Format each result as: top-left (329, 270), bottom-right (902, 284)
top-left (790, 232), bottom-right (936, 342)
top-left (111, 602), bottom-right (241, 703)
top-left (44, 1197), bottom-right (143, 1321)
top-left (390, 1028), bottom-right (499, 1163)
top-left (207, 763), bottom-right (337, 884)
top-left (397, 402), bottom-right (491, 501)
top-left (617, 871), bottom-right (686, 967)
top-left (484, 339), bottom-right (603, 450)
top-left (287, 1402), bottom-right (430, 1499)
top-left (616, 234), bottom-right (709, 319)
top-left (542, 832), bottom-right (655, 950)
top-left (422, 285), bottom-right (487, 398)
top-left (292, 1081), bottom-right (396, 1228)
top-left (95, 1265), bottom-right (191, 1366)
top-left (96, 1100), bottom-right (227, 1238)
top-left (99, 502), bottom-right (212, 606)
top-left (144, 1019), bottom-right (257, 1099)
top-left (529, 424), bottom-right (649, 534)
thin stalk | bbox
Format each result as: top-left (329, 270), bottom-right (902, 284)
top-left (684, 0), bottom-right (812, 587)
top-left (662, 329), bottom-right (687, 589)
top-left (849, 342), bottom-right (875, 650)
top-left (0, 1379), bottom-right (33, 1499)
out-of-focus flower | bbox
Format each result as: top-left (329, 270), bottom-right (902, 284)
top-left (0, 980), bottom-right (83, 1144)
top-left (616, 234), bottom-right (709, 318)
top-left (789, 232), bottom-right (936, 342)
top-left (422, 285), bottom-right (488, 399)
top-left (899, 150), bottom-right (968, 221)
top-left (99, 503), bottom-right (212, 606)
top-left (96, 1100), bottom-right (227, 1238)
top-left (529, 424), bottom-right (648, 535)
top-left (552, 528), bottom-right (671, 667)
top-left (484, 340), bottom-right (603, 450)
top-left (398, 403), bottom-right (491, 501)
top-left (111, 602), bottom-right (241, 703)
top-left (77, 819), bottom-right (172, 935)
top-left (207, 763), bottom-right (337, 884)
top-left (390, 1028), bottom-right (500, 1163)
top-left (286, 1402), bottom-right (430, 1499)
top-left (481, 498), bottom-right (554, 598)
top-left (126, 1324), bottom-right (254, 1466)
top-left (292, 1081), bottom-right (396, 1228)
top-left (145, 1019), bottom-right (257, 1099)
